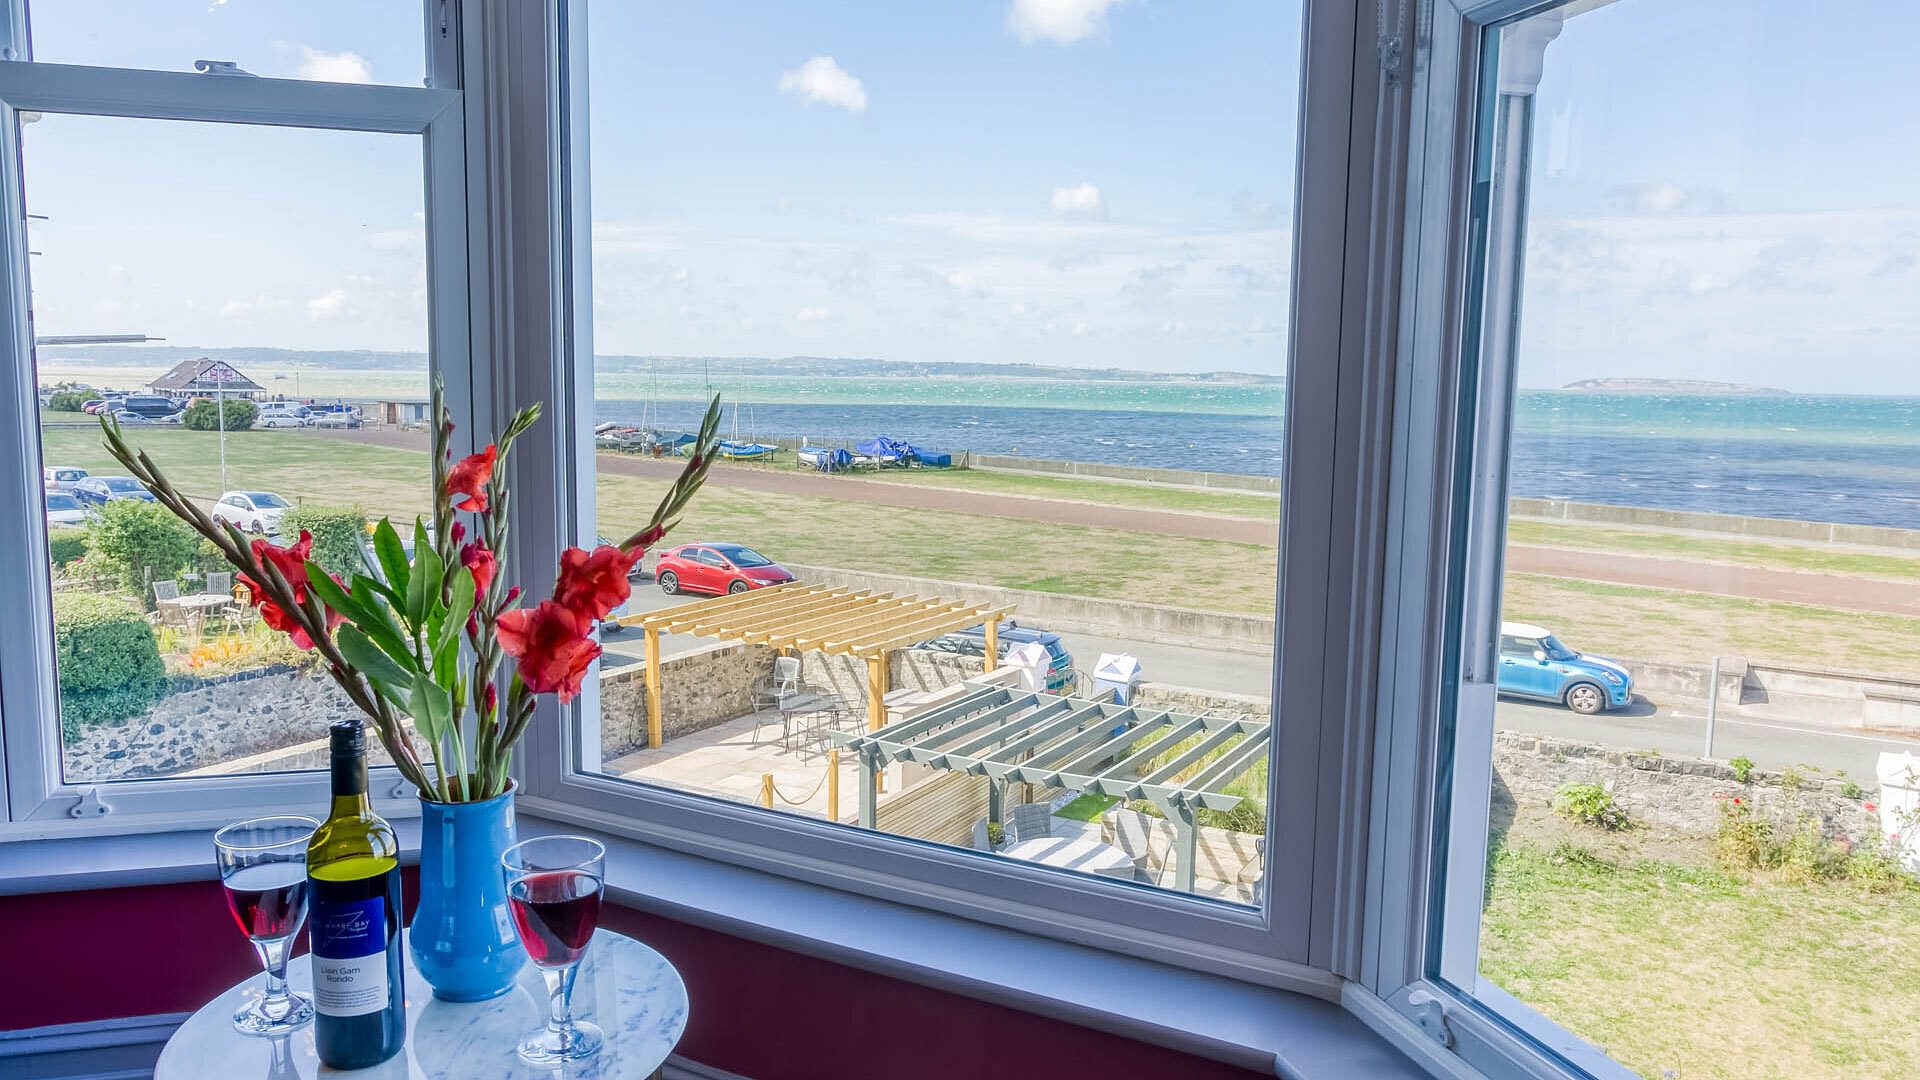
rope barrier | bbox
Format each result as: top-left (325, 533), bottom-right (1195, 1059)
top-left (766, 767), bottom-right (832, 807)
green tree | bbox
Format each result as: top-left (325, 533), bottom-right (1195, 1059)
top-left (47, 390), bottom-right (91, 412)
top-left (181, 397), bottom-right (258, 431)
top-left (87, 500), bottom-right (201, 604)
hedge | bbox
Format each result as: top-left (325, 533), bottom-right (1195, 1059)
top-left (87, 500), bottom-right (202, 604)
top-left (182, 398), bottom-right (258, 431)
top-left (52, 592), bottom-right (167, 740)
top-left (47, 390), bottom-right (91, 412)
top-left (279, 503), bottom-right (371, 579)
top-left (47, 527), bottom-right (89, 568)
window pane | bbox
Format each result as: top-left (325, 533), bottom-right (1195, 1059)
top-left (1452, 3), bottom-right (1920, 1077)
top-left (577, 1), bottom-right (1300, 904)
top-left (26, 1), bottom-right (426, 86)
top-left (27, 113), bottom-right (431, 783)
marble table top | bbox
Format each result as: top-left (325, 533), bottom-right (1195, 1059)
top-left (1002, 835), bottom-right (1137, 878)
top-left (156, 929), bottom-right (688, 1079)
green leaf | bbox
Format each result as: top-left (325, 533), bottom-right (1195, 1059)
top-left (406, 519), bottom-right (444, 626)
top-left (432, 567), bottom-right (475, 659)
top-left (345, 573), bottom-right (415, 663)
top-left (336, 625), bottom-right (417, 709)
top-left (371, 518), bottom-right (411, 599)
top-left (409, 671), bottom-right (453, 746)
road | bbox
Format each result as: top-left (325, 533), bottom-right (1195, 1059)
top-left (599, 580), bottom-right (1919, 780)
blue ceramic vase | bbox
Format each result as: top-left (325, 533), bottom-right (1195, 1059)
top-left (409, 785), bottom-right (525, 1001)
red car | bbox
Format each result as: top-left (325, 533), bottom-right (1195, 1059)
top-left (654, 542), bottom-right (796, 596)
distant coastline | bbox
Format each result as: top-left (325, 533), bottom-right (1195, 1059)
top-left (1561, 377), bottom-right (1792, 396)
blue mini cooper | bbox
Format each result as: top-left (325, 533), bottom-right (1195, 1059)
top-left (1496, 621), bottom-right (1633, 715)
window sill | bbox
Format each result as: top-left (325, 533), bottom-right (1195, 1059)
top-left (0, 812), bottom-right (1427, 1079)
top-left (515, 815), bottom-right (1428, 1080)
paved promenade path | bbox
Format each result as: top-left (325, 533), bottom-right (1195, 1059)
top-left (326, 429), bottom-right (1920, 618)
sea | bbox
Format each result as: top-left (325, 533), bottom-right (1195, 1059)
top-left (596, 386), bottom-right (1920, 531)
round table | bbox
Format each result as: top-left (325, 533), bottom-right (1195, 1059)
top-left (156, 929), bottom-right (688, 1079)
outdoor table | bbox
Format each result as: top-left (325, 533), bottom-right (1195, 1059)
top-left (159, 593), bottom-right (234, 617)
top-left (1002, 836), bottom-right (1138, 880)
top-left (155, 929), bottom-right (688, 1079)
top-left (775, 691), bottom-right (843, 751)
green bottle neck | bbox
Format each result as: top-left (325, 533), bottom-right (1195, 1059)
top-left (330, 744), bottom-right (371, 818)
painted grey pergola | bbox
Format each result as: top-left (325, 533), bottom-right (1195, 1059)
top-left (829, 684), bottom-right (1269, 892)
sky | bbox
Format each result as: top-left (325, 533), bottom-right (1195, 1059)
top-left (14, 0), bottom-right (1920, 393)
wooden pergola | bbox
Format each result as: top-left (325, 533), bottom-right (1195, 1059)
top-left (621, 582), bottom-right (1013, 748)
top-left (829, 684), bottom-right (1269, 892)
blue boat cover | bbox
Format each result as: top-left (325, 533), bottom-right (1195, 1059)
top-left (802, 446), bottom-right (853, 472)
top-left (855, 435), bottom-right (911, 460)
top-left (717, 440), bottom-right (780, 459)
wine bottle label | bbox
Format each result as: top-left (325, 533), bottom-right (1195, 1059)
top-left (310, 896), bottom-right (391, 1018)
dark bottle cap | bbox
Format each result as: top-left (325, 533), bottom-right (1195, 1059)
top-left (330, 721), bottom-right (368, 796)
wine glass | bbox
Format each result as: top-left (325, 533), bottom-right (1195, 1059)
top-left (501, 835), bottom-right (607, 1065)
top-left (214, 815), bottom-right (319, 1036)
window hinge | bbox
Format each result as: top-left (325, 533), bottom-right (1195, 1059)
top-left (1406, 988), bottom-right (1455, 1049)
top-left (67, 786), bottom-right (112, 819)
top-left (388, 779), bottom-right (417, 801)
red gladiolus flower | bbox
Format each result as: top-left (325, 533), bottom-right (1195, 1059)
top-left (461, 541), bottom-right (497, 604)
top-left (627, 523), bottom-right (667, 552)
top-left (484, 681), bottom-right (498, 715)
top-left (496, 601), bottom-right (600, 702)
top-left (451, 520), bottom-right (466, 544)
top-left (551, 544), bottom-right (639, 622)
top-left (446, 445), bottom-right (497, 512)
top-left (237, 530), bottom-right (344, 650)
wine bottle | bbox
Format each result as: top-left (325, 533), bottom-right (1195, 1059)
top-left (307, 721), bottom-right (406, 1069)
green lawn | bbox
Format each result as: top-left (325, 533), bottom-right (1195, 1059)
top-left (1482, 840), bottom-right (1920, 1080)
top-left (1510, 518), bottom-right (1920, 583)
top-left (1056, 793), bottom-right (1119, 822)
top-left (1504, 573), bottom-right (1920, 678)
top-left (825, 463), bottom-right (1281, 519)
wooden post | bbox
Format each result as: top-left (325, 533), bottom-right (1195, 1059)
top-left (758, 773), bottom-right (774, 809)
top-left (644, 625), bottom-right (663, 749)
top-left (867, 654), bottom-right (888, 732)
top-left (827, 750), bottom-right (840, 822)
top-left (982, 618), bottom-right (999, 672)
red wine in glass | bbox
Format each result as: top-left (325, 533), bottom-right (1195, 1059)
top-left (223, 862), bottom-right (310, 941)
top-left (507, 869), bottom-right (603, 968)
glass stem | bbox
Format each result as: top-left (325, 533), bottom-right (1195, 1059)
top-left (252, 936), bottom-right (293, 1020)
top-left (544, 963), bottom-right (581, 1049)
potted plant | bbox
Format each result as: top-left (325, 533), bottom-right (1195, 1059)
top-left (100, 382), bottom-right (720, 1001)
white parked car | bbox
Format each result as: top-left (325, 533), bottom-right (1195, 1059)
top-left (43, 465), bottom-right (88, 491)
top-left (257, 405), bottom-right (310, 429)
top-left (44, 490), bottom-right (92, 528)
top-left (211, 490), bottom-right (294, 535)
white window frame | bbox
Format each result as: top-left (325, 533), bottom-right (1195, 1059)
top-left (0, 0), bottom-right (484, 832)
top-left (481, 0), bottom-right (1407, 997)
top-left (1348, 2), bottom-right (1648, 1078)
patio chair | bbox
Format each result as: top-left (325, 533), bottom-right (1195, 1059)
top-left (750, 657), bottom-right (804, 747)
top-left (152, 580), bottom-right (180, 603)
top-left (205, 571), bottom-right (233, 598)
top-left (1005, 802), bottom-right (1053, 846)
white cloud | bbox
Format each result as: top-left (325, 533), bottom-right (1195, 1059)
top-left (297, 47), bottom-right (374, 85)
top-left (1009, 0), bottom-right (1125, 44)
top-left (777, 56), bottom-right (868, 113)
top-left (307, 289), bottom-right (349, 319)
top-left (795, 306), bottom-right (831, 322)
top-left (1049, 182), bottom-right (1106, 217)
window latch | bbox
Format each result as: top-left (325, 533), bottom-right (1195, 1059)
top-left (1406, 988), bottom-right (1455, 1049)
top-left (193, 60), bottom-right (259, 78)
top-left (388, 780), bottom-right (416, 801)
top-left (67, 786), bottom-right (111, 819)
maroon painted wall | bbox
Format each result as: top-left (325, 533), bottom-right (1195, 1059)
top-left (0, 881), bottom-right (1267, 1080)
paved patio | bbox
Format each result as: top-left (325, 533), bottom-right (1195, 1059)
top-left (603, 708), bottom-right (874, 822)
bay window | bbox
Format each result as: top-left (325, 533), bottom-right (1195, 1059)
top-left (2, 2), bottom-right (1902, 1078)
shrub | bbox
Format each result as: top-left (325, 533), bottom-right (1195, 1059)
top-left (985, 821), bottom-right (1004, 846)
top-left (1842, 781), bottom-right (1866, 800)
top-left (279, 503), bottom-right (370, 579)
top-left (1713, 797), bottom-right (1912, 889)
top-left (1553, 782), bottom-right (1629, 831)
top-left (52, 592), bottom-right (167, 740)
top-left (87, 500), bottom-right (201, 604)
top-left (181, 397), bottom-right (258, 431)
top-left (47, 389), bottom-right (91, 411)
top-left (1729, 755), bottom-right (1755, 783)
top-left (47, 527), bottom-right (89, 568)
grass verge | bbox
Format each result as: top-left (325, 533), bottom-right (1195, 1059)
top-left (1510, 518), bottom-right (1920, 583)
top-left (1481, 839), bottom-right (1920, 1080)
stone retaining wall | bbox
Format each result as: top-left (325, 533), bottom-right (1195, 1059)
top-left (1493, 731), bottom-right (1877, 842)
top-left (64, 668), bottom-right (357, 781)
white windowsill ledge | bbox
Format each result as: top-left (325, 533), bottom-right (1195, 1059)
top-left (0, 813), bottom-right (1426, 1080)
